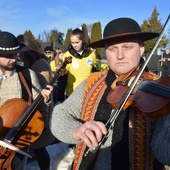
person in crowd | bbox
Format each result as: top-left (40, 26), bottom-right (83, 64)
top-left (17, 34), bottom-right (55, 170)
top-left (17, 35), bottom-right (52, 88)
top-left (44, 45), bottom-right (60, 105)
top-left (0, 31), bottom-right (52, 170)
top-left (161, 47), bottom-right (170, 76)
top-left (50, 17), bottom-right (164, 170)
top-left (53, 48), bottom-right (67, 105)
top-left (44, 46), bottom-right (56, 74)
top-left (54, 48), bottom-right (65, 68)
top-left (63, 25), bottom-right (97, 97)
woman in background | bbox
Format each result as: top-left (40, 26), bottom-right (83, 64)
top-left (63, 25), bottom-right (97, 97)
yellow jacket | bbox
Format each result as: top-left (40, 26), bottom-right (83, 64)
top-left (63, 50), bottom-right (97, 96)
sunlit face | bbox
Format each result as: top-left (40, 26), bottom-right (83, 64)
top-left (70, 35), bottom-right (83, 52)
top-left (58, 53), bottom-right (63, 60)
top-left (44, 51), bottom-right (54, 59)
top-left (0, 53), bottom-right (17, 71)
top-left (105, 40), bottom-right (144, 76)
top-left (165, 49), bottom-right (170, 54)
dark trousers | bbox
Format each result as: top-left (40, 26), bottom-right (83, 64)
top-left (162, 65), bottom-right (170, 77)
top-left (33, 147), bottom-right (50, 170)
top-left (53, 74), bottom-right (67, 105)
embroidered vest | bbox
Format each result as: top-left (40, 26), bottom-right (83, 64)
top-left (73, 71), bottom-right (159, 170)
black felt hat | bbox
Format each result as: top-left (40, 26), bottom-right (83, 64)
top-left (44, 46), bottom-right (54, 52)
top-left (0, 31), bottom-right (28, 54)
top-left (89, 18), bottom-right (159, 48)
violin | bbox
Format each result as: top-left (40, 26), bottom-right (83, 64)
top-left (107, 69), bottom-right (170, 118)
top-left (0, 57), bottom-right (72, 169)
top-left (106, 69), bottom-right (155, 110)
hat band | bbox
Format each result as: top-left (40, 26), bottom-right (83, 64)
top-left (0, 45), bottom-right (20, 51)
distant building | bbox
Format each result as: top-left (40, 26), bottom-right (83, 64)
top-left (41, 42), bottom-right (67, 52)
top-left (146, 54), bottom-right (161, 75)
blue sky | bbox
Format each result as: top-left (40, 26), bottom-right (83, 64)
top-left (0, 0), bottom-right (169, 39)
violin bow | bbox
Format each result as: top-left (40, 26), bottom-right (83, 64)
top-left (0, 140), bottom-right (32, 158)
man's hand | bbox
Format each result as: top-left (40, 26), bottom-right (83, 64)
top-left (41, 85), bottom-right (53, 103)
top-left (71, 121), bottom-right (107, 148)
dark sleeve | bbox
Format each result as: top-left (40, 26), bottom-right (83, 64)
top-left (151, 113), bottom-right (170, 165)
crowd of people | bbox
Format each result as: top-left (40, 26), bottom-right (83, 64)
top-left (0, 16), bottom-right (170, 170)
top-left (43, 25), bottom-right (100, 105)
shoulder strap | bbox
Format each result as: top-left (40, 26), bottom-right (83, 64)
top-left (16, 66), bottom-right (33, 105)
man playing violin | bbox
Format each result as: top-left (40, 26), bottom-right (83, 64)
top-left (0, 31), bottom-right (53, 170)
top-left (50, 17), bottom-right (164, 169)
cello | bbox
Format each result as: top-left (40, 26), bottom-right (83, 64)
top-left (0, 57), bottom-right (72, 169)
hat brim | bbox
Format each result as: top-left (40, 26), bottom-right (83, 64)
top-left (89, 32), bottom-right (159, 48)
top-left (0, 43), bottom-right (28, 54)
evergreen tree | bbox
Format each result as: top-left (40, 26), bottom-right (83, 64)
top-left (50, 29), bottom-right (64, 45)
top-left (141, 7), bottom-right (168, 55)
top-left (91, 22), bottom-right (102, 57)
top-left (90, 22), bottom-right (102, 43)
top-left (64, 28), bottom-right (72, 48)
top-left (24, 30), bottom-right (35, 40)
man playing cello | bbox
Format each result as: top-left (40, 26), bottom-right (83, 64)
top-left (0, 31), bottom-right (53, 169)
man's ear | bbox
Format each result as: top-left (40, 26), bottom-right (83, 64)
top-left (140, 46), bottom-right (145, 56)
